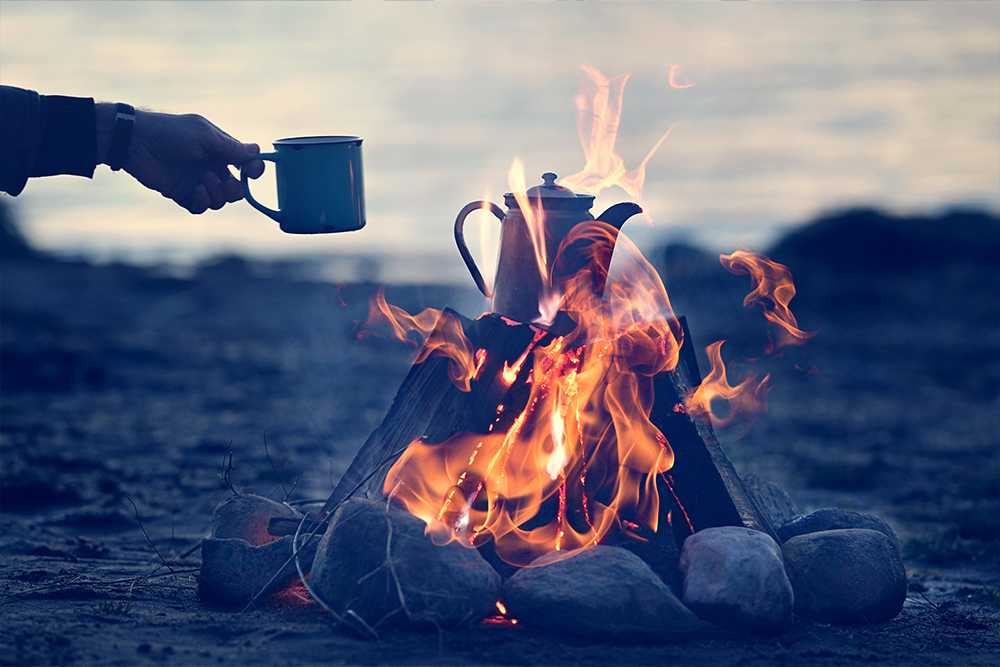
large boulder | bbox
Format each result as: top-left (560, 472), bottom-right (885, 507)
top-left (503, 545), bottom-right (704, 642)
top-left (309, 499), bottom-right (500, 629)
top-left (679, 527), bottom-right (794, 634)
top-left (777, 508), bottom-right (899, 549)
top-left (782, 528), bottom-right (906, 624)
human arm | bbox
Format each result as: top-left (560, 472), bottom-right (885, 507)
top-left (0, 85), bottom-right (265, 213)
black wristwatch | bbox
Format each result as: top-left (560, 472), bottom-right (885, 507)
top-left (107, 102), bottom-right (135, 171)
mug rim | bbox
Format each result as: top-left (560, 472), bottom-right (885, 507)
top-left (274, 135), bottom-right (362, 146)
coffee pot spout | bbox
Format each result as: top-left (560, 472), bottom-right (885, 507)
top-left (550, 201), bottom-right (642, 302)
top-left (596, 202), bottom-right (643, 230)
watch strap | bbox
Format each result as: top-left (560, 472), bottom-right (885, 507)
top-left (107, 102), bottom-right (135, 171)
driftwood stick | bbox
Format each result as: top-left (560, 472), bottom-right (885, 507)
top-left (652, 317), bottom-right (776, 539)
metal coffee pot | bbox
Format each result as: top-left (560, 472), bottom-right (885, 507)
top-left (454, 172), bottom-right (642, 323)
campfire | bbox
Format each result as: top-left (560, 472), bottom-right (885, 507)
top-left (199, 66), bottom-right (906, 640)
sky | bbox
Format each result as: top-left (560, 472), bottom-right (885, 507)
top-left (2, 1), bottom-right (998, 283)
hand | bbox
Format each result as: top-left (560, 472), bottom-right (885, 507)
top-left (97, 104), bottom-right (266, 214)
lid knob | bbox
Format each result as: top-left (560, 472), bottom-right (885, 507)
top-left (519, 171), bottom-right (580, 200)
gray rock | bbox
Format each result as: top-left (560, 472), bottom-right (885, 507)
top-left (198, 535), bottom-right (316, 606)
top-left (310, 499), bottom-right (500, 629)
top-left (211, 494), bottom-right (301, 545)
top-left (504, 546), bottom-right (704, 642)
top-left (777, 508), bottom-right (899, 549)
top-left (679, 527), bottom-right (794, 634)
top-left (783, 528), bottom-right (906, 624)
top-left (741, 474), bottom-right (800, 529)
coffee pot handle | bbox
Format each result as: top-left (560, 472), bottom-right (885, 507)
top-left (454, 201), bottom-right (505, 298)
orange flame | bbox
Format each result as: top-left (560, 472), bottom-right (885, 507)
top-left (508, 159), bottom-right (549, 293)
top-left (667, 64), bottom-right (695, 89)
top-left (362, 288), bottom-right (483, 392)
top-left (384, 222), bottom-right (685, 567)
top-left (684, 340), bottom-right (771, 429)
top-left (720, 251), bottom-right (814, 352)
top-left (559, 65), bottom-right (672, 204)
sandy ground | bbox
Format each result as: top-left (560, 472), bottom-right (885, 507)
top-left (2, 219), bottom-right (999, 665)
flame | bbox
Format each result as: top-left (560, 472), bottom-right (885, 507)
top-left (362, 288), bottom-right (483, 392)
top-left (684, 340), bottom-right (771, 428)
top-left (720, 251), bottom-right (814, 352)
top-left (508, 159), bottom-right (549, 291)
top-left (667, 65), bottom-right (695, 89)
top-left (501, 329), bottom-right (546, 386)
top-left (384, 222), bottom-right (686, 567)
top-left (559, 65), bottom-right (672, 204)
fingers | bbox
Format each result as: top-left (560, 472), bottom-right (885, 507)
top-left (176, 166), bottom-right (244, 214)
top-left (201, 172), bottom-right (226, 210)
top-left (184, 185), bottom-right (211, 215)
top-left (216, 165), bottom-right (243, 203)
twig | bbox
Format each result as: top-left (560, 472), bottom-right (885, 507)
top-left (219, 447), bottom-right (240, 497)
top-left (290, 511), bottom-right (378, 640)
top-left (124, 495), bottom-right (174, 574)
top-left (2, 569), bottom-right (199, 604)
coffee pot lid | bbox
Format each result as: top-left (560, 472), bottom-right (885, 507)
top-left (505, 172), bottom-right (594, 210)
top-left (525, 172), bottom-right (577, 198)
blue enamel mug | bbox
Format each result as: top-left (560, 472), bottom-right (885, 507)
top-left (241, 136), bottom-right (366, 234)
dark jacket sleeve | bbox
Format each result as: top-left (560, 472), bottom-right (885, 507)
top-left (1, 86), bottom-right (98, 196)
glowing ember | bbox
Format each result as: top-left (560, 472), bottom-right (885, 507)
top-left (483, 599), bottom-right (518, 626)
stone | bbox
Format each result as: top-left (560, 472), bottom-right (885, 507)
top-left (210, 493), bottom-right (301, 545)
top-left (740, 474), bottom-right (800, 529)
top-left (309, 499), bottom-right (500, 629)
top-left (782, 528), bottom-right (906, 624)
top-left (503, 545), bottom-right (704, 642)
top-left (198, 535), bottom-right (316, 607)
top-left (679, 526), bottom-right (794, 634)
top-left (777, 508), bottom-right (899, 549)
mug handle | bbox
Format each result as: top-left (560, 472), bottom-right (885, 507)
top-left (454, 200), bottom-right (505, 298)
top-left (241, 152), bottom-right (283, 224)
